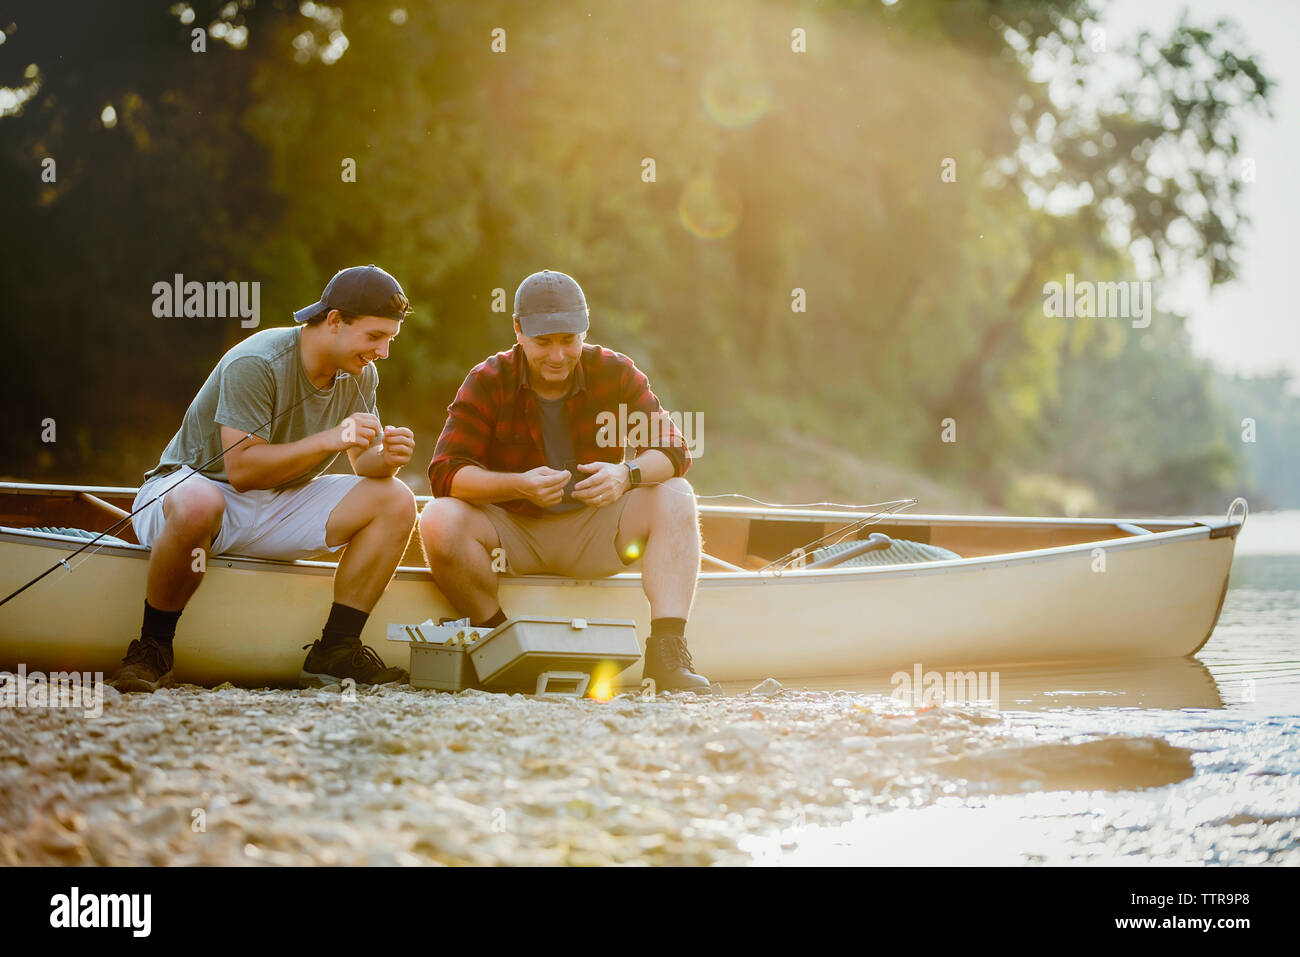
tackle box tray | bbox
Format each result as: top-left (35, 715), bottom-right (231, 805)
top-left (386, 620), bottom-right (488, 692)
top-left (470, 616), bottom-right (642, 694)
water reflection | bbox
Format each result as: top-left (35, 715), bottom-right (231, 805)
top-left (739, 522), bottom-right (1300, 865)
top-left (719, 656), bottom-right (1224, 712)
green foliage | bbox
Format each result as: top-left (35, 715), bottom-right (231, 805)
top-left (1210, 372), bottom-right (1300, 510)
top-left (0, 0), bottom-right (1282, 511)
top-left (1041, 311), bottom-right (1240, 512)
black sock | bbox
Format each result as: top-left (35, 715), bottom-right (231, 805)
top-left (650, 617), bottom-right (687, 642)
top-left (141, 600), bottom-right (182, 647)
top-left (474, 608), bottom-right (507, 630)
top-left (321, 602), bottom-right (370, 648)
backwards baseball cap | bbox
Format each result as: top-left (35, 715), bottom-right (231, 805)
top-left (293, 264), bottom-right (409, 324)
top-left (513, 269), bottom-right (589, 337)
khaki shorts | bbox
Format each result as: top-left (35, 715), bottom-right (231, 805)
top-left (132, 465), bottom-right (365, 561)
top-left (480, 499), bottom-right (637, 578)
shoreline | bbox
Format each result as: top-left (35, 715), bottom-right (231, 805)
top-left (1, 681), bottom-right (1202, 867)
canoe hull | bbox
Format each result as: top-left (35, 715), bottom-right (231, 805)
top-left (0, 517), bottom-right (1236, 687)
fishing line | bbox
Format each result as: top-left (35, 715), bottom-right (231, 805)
top-left (757, 499), bottom-right (918, 573)
top-left (346, 371), bottom-right (388, 454)
top-left (1, 370), bottom-right (371, 609)
top-left (694, 494), bottom-right (918, 512)
top-left (346, 371), bottom-right (379, 423)
top-left (583, 464), bottom-right (917, 573)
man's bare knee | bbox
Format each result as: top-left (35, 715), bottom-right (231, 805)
top-left (654, 477), bottom-right (697, 521)
top-left (162, 483), bottom-right (224, 540)
top-left (356, 477), bottom-right (416, 519)
top-left (423, 498), bottom-right (501, 559)
top-left (420, 497), bottom-right (475, 557)
top-left (378, 478), bottom-right (417, 524)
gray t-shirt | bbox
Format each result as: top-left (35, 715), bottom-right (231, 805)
top-left (144, 325), bottom-right (378, 489)
top-left (535, 393), bottom-right (583, 514)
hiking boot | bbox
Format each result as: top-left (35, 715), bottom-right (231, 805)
top-left (108, 637), bottom-right (175, 693)
top-left (299, 638), bottom-right (408, 688)
top-left (642, 634), bottom-right (714, 694)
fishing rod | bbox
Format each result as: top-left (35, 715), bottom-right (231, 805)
top-left (757, 497), bottom-right (918, 574)
top-left (565, 460), bottom-right (918, 570)
top-left (622, 482), bottom-right (918, 573)
top-left (0, 373), bottom-right (374, 609)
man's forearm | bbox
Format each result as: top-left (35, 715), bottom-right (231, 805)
top-left (351, 443), bottom-right (399, 479)
top-left (228, 433), bottom-right (334, 491)
top-left (630, 449), bottom-right (675, 485)
top-left (447, 464), bottom-right (523, 504)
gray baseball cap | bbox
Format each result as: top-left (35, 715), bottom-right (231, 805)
top-left (512, 269), bottom-right (589, 337)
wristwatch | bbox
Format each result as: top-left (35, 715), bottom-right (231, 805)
top-left (625, 461), bottom-right (642, 488)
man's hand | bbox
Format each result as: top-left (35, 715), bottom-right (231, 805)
top-left (379, 425), bottom-right (415, 468)
top-left (518, 466), bottom-right (571, 508)
top-left (332, 413), bottom-right (382, 452)
top-left (572, 461), bottom-right (631, 508)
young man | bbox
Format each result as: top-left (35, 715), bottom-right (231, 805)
top-left (110, 265), bottom-right (418, 692)
top-left (420, 269), bottom-right (711, 693)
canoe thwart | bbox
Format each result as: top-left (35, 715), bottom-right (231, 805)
top-left (1115, 522), bottom-right (1153, 536)
top-left (75, 494), bottom-right (130, 522)
top-left (76, 491), bottom-right (130, 522)
top-left (701, 552), bottom-right (746, 572)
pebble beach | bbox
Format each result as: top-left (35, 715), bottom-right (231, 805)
top-left (0, 679), bottom-right (1212, 867)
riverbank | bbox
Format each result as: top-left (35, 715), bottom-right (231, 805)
top-left (1, 680), bottom-right (1200, 867)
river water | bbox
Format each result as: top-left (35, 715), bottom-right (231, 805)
top-left (737, 510), bottom-right (1300, 865)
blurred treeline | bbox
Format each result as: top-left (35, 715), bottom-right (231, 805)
top-left (0, 0), bottom-right (1294, 512)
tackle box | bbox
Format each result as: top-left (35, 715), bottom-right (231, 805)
top-left (469, 616), bottom-right (642, 695)
top-left (385, 619), bottom-right (488, 692)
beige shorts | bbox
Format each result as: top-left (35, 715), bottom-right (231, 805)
top-left (132, 466), bottom-right (365, 561)
top-left (480, 499), bottom-right (637, 578)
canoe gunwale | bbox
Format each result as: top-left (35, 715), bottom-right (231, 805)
top-left (0, 481), bottom-right (1219, 529)
top-left (0, 518), bottom-right (1230, 590)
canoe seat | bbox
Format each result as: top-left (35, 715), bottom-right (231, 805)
top-left (30, 526), bottom-right (132, 546)
top-left (811, 538), bottom-right (959, 567)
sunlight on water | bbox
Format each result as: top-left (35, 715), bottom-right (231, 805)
top-left (745, 511), bottom-right (1300, 865)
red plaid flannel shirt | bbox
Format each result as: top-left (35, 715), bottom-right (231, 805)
top-left (428, 343), bottom-right (691, 516)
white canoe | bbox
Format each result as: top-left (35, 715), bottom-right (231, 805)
top-left (0, 482), bottom-right (1244, 687)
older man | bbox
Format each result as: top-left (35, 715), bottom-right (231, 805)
top-left (420, 269), bottom-right (710, 692)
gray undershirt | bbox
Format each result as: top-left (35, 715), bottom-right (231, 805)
top-left (535, 393), bottom-right (584, 514)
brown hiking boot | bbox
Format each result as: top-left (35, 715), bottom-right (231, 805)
top-left (299, 638), bottom-right (408, 688)
top-left (108, 637), bottom-right (175, 693)
top-left (642, 634), bottom-right (714, 694)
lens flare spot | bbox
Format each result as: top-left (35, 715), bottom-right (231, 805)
top-left (678, 174), bottom-right (742, 239)
top-left (623, 541), bottom-right (642, 561)
top-left (589, 662), bottom-right (620, 702)
top-left (701, 63), bottom-right (772, 129)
